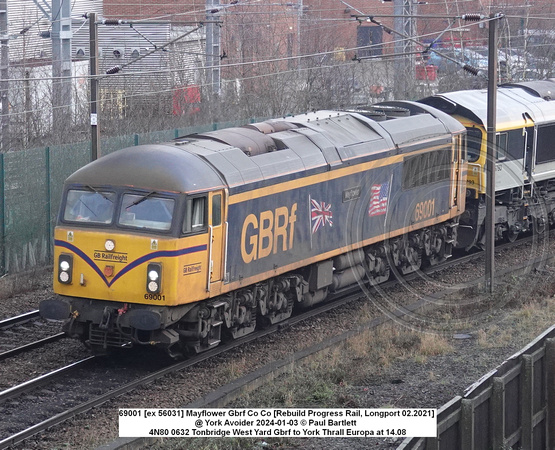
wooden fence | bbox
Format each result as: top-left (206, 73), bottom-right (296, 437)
top-left (399, 324), bottom-right (555, 450)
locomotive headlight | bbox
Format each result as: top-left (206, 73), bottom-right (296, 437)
top-left (148, 270), bottom-right (159, 281)
top-left (58, 254), bottom-right (73, 284)
top-left (146, 263), bottom-right (162, 294)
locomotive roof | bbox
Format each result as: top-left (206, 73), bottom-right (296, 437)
top-left (66, 107), bottom-right (463, 195)
top-left (420, 80), bottom-right (555, 127)
top-left (65, 144), bottom-right (226, 193)
top-left (180, 109), bottom-right (463, 192)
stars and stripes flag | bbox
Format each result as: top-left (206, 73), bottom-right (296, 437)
top-left (368, 182), bottom-right (389, 217)
top-left (310, 197), bottom-right (333, 233)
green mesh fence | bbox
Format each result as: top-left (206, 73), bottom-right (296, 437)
top-left (1, 117), bottom-right (268, 274)
top-left (3, 148), bottom-right (50, 273)
top-left (49, 141), bottom-right (91, 220)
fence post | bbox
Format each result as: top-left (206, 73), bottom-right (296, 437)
top-left (134, 133), bottom-right (139, 146)
top-left (521, 354), bottom-right (533, 449)
top-left (0, 153), bottom-right (4, 274)
top-left (461, 399), bottom-right (474, 450)
top-left (45, 147), bottom-right (52, 260)
top-left (491, 377), bottom-right (505, 450)
top-left (546, 338), bottom-right (555, 449)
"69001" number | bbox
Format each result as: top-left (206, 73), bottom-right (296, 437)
top-left (144, 293), bottom-right (166, 301)
top-left (414, 199), bottom-right (435, 222)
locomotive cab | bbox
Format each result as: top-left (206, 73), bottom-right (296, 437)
top-left (40, 145), bottom-right (229, 354)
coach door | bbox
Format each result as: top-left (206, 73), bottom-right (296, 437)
top-left (208, 190), bottom-right (226, 288)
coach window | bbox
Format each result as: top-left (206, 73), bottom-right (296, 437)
top-left (183, 196), bottom-right (207, 234)
top-left (496, 132), bottom-right (508, 161)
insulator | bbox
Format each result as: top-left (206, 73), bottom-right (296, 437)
top-left (106, 66), bottom-right (121, 75)
top-left (463, 64), bottom-right (479, 76)
top-left (462, 14), bottom-right (483, 22)
top-left (103, 19), bottom-right (123, 25)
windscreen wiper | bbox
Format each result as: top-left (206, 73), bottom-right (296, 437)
top-left (127, 191), bottom-right (157, 209)
top-left (85, 185), bottom-right (113, 203)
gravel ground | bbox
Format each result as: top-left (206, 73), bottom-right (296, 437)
top-left (0, 234), bottom-right (554, 450)
top-left (0, 267), bottom-right (52, 318)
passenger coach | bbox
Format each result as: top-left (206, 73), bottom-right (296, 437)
top-left (421, 80), bottom-right (555, 248)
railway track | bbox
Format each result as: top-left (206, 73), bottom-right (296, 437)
top-left (0, 231), bottom-right (550, 449)
top-left (0, 309), bottom-right (67, 363)
top-left (0, 287), bottom-right (372, 449)
top-left (0, 310), bottom-right (39, 329)
top-left (0, 333), bottom-right (66, 361)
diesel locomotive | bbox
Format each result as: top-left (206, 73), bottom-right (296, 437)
top-left (39, 80), bottom-right (555, 356)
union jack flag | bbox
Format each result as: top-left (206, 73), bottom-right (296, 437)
top-left (368, 182), bottom-right (389, 217)
top-left (311, 198), bottom-right (333, 233)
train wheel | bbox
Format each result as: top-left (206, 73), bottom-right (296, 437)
top-left (533, 216), bottom-right (547, 235)
top-left (221, 290), bottom-right (257, 340)
top-left (400, 235), bottom-right (422, 275)
top-left (257, 279), bottom-right (294, 327)
top-left (503, 228), bottom-right (519, 243)
top-left (262, 292), bottom-right (294, 325)
top-left (365, 245), bottom-right (390, 284)
top-left (225, 307), bottom-right (257, 340)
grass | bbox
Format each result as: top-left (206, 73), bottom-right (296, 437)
top-left (154, 268), bottom-right (555, 450)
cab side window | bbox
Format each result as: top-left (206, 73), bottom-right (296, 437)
top-left (466, 127), bottom-right (482, 162)
top-left (212, 194), bottom-right (222, 226)
top-left (183, 196), bottom-right (207, 234)
top-left (535, 124), bottom-right (555, 164)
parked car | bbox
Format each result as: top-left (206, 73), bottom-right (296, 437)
top-left (424, 48), bottom-right (487, 74)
